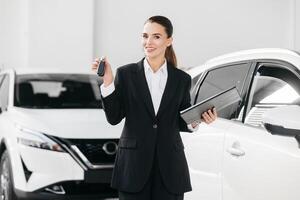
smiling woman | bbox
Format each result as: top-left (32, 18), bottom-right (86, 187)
top-left (91, 15), bottom-right (217, 200)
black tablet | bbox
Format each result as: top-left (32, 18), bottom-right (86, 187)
top-left (180, 86), bottom-right (241, 124)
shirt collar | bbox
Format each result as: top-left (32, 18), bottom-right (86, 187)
top-left (144, 58), bottom-right (167, 75)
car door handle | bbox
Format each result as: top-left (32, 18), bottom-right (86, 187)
top-left (227, 142), bottom-right (245, 156)
top-left (227, 147), bottom-right (245, 156)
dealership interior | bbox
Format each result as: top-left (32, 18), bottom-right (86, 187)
top-left (0, 1), bottom-right (300, 200)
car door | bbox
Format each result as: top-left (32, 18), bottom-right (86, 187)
top-left (183, 61), bottom-right (254, 200)
top-left (0, 74), bottom-right (8, 111)
top-left (0, 73), bottom-right (10, 144)
top-left (222, 61), bottom-right (300, 200)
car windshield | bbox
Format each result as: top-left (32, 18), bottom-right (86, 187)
top-left (14, 74), bottom-right (103, 109)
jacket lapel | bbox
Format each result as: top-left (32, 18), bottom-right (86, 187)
top-left (156, 63), bottom-right (179, 118)
top-left (134, 59), bottom-right (156, 118)
top-left (133, 59), bottom-right (179, 119)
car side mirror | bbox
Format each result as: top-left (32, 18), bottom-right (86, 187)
top-left (262, 105), bottom-right (300, 147)
top-left (0, 107), bottom-right (2, 114)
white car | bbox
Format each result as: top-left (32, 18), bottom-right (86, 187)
top-left (0, 68), bottom-right (122, 200)
top-left (183, 48), bottom-right (300, 200)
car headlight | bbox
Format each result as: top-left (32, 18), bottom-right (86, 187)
top-left (16, 124), bottom-right (65, 152)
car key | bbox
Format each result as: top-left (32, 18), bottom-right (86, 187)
top-left (97, 58), bottom-right (105, 76)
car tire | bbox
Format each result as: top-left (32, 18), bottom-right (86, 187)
top-left (0, 150), bottom-right (17, 200)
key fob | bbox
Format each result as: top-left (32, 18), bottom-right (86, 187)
top-left (97, 59), bottom-right (105, 76)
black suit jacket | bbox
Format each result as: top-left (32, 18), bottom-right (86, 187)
top-left (100, 58), bottom-right (192, 194)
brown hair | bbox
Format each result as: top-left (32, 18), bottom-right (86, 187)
top-left (146, 15), bottom-right (177, 67)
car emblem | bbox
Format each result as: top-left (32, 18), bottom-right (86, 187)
top-left (102, 141), bottom-right (118, 155)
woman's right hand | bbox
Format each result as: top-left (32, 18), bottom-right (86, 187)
top-left (92, 57), bottom-right (114, 87)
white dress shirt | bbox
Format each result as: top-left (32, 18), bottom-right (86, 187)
top-left (100, 59), bottom-right (198, 131)
top-left (143, 59), bottom-right (167, 115)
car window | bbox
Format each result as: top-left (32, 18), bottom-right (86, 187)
top-left (191, 73), bottom-right (202, 89)
top-left (196, 63), bottom-right (251, 119)
top-left (245, 65), bottom-right (300, 127)
top-left (190, 73), bottom-right (202, 103)
top-left (0, 75), bottom-right (4, 87)
top-left (0, 75), bottom-right (10, 111)
top-left (14, 74), bottom-right (103, 109)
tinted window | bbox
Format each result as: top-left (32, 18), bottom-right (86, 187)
top-left (14, 74), bottom-right (103, 109)
top-left (196, 63), bottom-right (251, 119)
top-left (191, 73), bottom-right (202, 89)
top-left (0, 75), bottom-right (10, 111)
top-left (245, 65), bottom-right (300, 126)
top-left (190, 73), bottom-right (202, 103)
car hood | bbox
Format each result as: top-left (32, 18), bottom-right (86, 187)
top-left (9, 107), bottom-right (123, 139)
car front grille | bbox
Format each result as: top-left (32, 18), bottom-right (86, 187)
top-left (60, 138), bottom-right (119, 166)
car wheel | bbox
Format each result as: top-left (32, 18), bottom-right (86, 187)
top-left (0, 150), bottom-right (17, 200)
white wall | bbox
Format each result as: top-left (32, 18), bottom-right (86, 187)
top-left (295, 0), bottom-right (300, 52)
top-left (0, 0), bottom-right (94, 70)
top-left (26, 0), bottom-right (94, 70)
top-left (0, 0), bottom-right (299, 71)
top-left (0, 0), bottom-right (28, 69)
top-left (94, 0), bottom-right (296, 69)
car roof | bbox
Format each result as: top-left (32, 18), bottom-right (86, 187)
top-left (186, 64), bottom-right (205, 79)
top-left (187, 48), bottom-right (300, 78)
top-left (205, 48), bottom-right (300, 65)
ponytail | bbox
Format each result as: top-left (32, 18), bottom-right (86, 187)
top-left (165, 45), bottom-right (177, 67)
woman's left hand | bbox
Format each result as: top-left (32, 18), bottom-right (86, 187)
top-left (201, 107), bottom-right (218, 124)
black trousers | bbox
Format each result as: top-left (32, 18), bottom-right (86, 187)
top-left (118, 149), bottom-right (184, 200)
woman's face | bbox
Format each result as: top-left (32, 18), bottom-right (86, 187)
top-left (142, 22), bottom-right (172, 60)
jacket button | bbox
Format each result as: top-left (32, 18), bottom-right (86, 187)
top-left (153, 124), bottom-right (158, 129)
